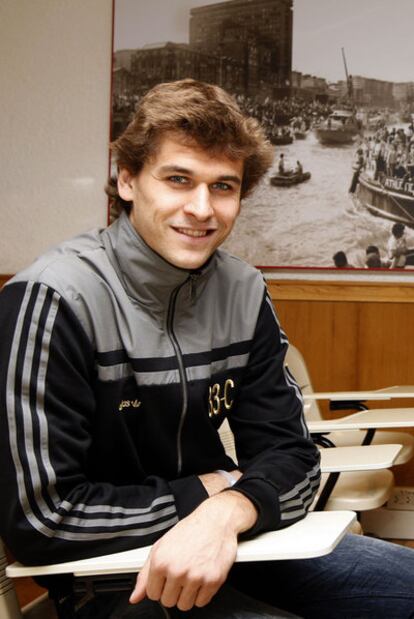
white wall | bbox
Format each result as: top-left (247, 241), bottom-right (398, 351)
top-left (0, 0), bottom-right (113, 273)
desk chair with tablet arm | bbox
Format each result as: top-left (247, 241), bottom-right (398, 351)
top-left (285, 344), bottom-right (414, 466)
top-left (3, 416), bottom-right (399, 619)
top-left (4, 345), bottom-right (406, 619)
top-left (3, 415), bottom-right (383, 619)
top-left (2, 510), bottom-right (357, 619)
top-left (2, 413), bottom-right (364, 619)
top-left (219, 419), bottom-right (401, 513)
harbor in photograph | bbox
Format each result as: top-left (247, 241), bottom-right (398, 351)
top-left (112, 0), bottom-right (414, 270)
top-left (223, 118), bottom-right (414, 269)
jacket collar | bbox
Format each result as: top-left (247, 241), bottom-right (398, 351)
top-left (102, 211), bottom-right (215, 308)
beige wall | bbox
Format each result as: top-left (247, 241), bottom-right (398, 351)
top-left (0, 0), bottom-right (113, 273)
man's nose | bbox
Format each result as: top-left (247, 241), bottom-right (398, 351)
top-left (184, 184), bottom-right (213, 219)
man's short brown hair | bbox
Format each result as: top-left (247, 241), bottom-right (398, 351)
top-left (107, 79), bottom-right (274, 218)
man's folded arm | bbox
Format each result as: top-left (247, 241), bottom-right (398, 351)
top-left (227, 290), bottom-right (321, 537)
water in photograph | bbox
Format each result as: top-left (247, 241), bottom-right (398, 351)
top-left (223, 130), bottom-right (414, 269)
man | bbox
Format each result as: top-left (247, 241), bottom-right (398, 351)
top-left (332, 251), bottom-right (354, 269)
top-left (1, 80), bottom-right (414, 618)
top-left (365, 245), bottom-right (388, 269)
top-left (387, 222), bottom-right (414, 269)
top-left (348, 147), bottom-right (364, 194)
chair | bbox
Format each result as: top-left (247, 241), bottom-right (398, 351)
top-left (218, 419), bottom-right (399, 514)
top-left (285, 344), bottom-right (414, 465)
top-left (0, 539), bottom-right (22, 618)
top-left (4, 415), bottom-right (393, 615)
top-left (4, 512), bottom-right (356, 619)
top-left (1, 539), bottom-right (57, 619)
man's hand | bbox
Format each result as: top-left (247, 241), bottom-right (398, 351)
top-left (129, 490), bottom-right (257, 611)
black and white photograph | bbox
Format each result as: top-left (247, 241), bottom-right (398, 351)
top-left (112, 0), bottom-right (414, 271)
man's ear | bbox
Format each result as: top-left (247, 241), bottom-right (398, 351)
top-left (117, 168), bottom-right (135, 202)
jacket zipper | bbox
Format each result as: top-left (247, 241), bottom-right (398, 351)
top-left (167, 276), bottom-right (196, 476)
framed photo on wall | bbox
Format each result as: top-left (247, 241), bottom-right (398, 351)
top-left (111, 0), bottom-right (414, 273)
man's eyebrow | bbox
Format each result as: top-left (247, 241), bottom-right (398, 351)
top-left (157, 165), bottom-right (192, 176)
top-left (215, 174), bottom-right (242, 186)
top-left (156, 165), bottom-right (242, 185)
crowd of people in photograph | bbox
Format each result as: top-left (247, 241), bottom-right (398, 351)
top-left (343, 120), bottom-right (414, 270)
top-left (235, 94), bottom-right (333, 141)
top-left (351, 123), bottom-right (414, 188)
top-left (113, 90), bottom-right (334, 143)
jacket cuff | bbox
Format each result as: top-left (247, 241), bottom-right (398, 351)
top-left (231, 476), bottom-right (282, 538)
top-left (169, 475), bottom-right (209, 519)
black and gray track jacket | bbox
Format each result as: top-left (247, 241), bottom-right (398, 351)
top-left (0, 212), bottom-right (320, 565)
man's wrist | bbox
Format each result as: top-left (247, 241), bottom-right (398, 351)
top-left (204, 488), bottom-right (258, 535)
top-left (214, 469), bottom-right (238, 487)
top-left (198, 469), bottom-right (242, 496)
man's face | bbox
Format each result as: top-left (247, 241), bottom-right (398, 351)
top-left (118, 134), bottom-right (243, 270)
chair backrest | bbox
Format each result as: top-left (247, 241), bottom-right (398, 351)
top-left (284, 344), bottom-right (323, 421)
top-left (0, 539), bottom-right (23, 619)
top-left (218, 418), bottom-right (237, 462)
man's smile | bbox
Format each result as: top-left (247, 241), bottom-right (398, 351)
top-left (174, 227), bottom-right (215, 238)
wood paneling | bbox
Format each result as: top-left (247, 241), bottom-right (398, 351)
top-left (0, 274), bottom-right (12, 288)
top-left (267, 279), bottom-right (414, 303)
top-left (269, 281), bottom-right (414, 487)
top-left (273, 297), bottom-right (414, 393)
top-left (275, 299), bottom-right (360, 392)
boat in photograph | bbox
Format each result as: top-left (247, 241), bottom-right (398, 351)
top-left (294, 130), bottom-right (307, 140)
top-left (314, 109), bottom-right (360, 145)
top-left (314, 48), bottom-right (362, 146)
top-left (357, 172), bottom-right (414, 227)
top-left (270, 171), bottom-right (311, 187)
top-left (269, 133), bottom-right (294, 145)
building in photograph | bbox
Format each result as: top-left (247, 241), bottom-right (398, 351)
top-left (113, 49), bottom-right (137, 72)
top-left (291, 71), bottom-right (330, 101)
top-left (393, 82), bottom-right (414, 108)
top-left (189, 0), bottom-right (293, 98)
top-left (128, 41), bottom-right (245, 96)
top-left (112, 66), bottom-right (131, 98)
top-left (337, 75), bottom-right (395, 108)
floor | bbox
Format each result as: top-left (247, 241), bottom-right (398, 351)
top-left (22, 596), bottom-right (58, 619)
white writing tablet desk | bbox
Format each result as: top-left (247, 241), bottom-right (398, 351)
top-left (303, 386), bottom-right (414, 402)
top-left (7, 446), bottom-right (397, 580)
top-left (308, 410), bottom-right (414, 433)
top-left (7, 511), bottom-right (356, 580)
top-left (314, 441), bottom-right (401, 512)
top-left (318, 443), bottom-right (402, 472)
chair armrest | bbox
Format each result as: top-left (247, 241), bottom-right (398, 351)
top-left (307, 408), bottom-right (414, 432)
top-left (6, 512), bottom-right (356, 580)
top-left (304, 386), bottom-right (414, 403)
top-left (319, 444), bottom-right (402, 472)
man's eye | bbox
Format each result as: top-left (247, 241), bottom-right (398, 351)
top-left (212, 182), bottom-right (232, 191)
top-left (169, 175), bottom-right (188, 185)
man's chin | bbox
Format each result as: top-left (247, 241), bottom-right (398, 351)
top-left (167, 250), bottom-right (212, 271)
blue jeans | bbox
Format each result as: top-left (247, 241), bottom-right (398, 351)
top-left (229, 533), bottom-right (414, 618)
top-left (70, 534), bottom-right (414, 618)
